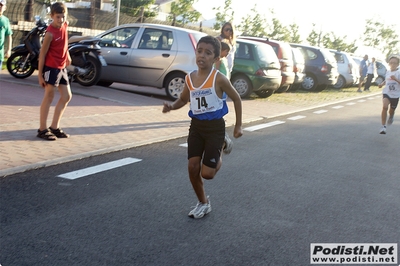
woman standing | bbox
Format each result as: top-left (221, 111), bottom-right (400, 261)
top-left (364, 57), bottom-right (377, 91)
top-left (216, 22), bottom-right (236, 75)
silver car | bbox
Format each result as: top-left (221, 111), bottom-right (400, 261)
top-left (96, 23), bottom-right (207, 100)
top-left (330, 50), bottom-right (360, 89)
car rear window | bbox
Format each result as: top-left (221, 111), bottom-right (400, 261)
top-left (256, 43), bottom-right (279, 65)
top-left (321, 49), bottom-right (337, 64)
top-left (332, 52), bottom-right (345, 63)
top-left (235, 42), bottom-right (253, 59)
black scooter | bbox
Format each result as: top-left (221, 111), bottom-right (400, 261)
top-left (7, 6), bottom-right (106, 87)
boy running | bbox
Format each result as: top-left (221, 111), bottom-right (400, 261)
top-left (162, 35), bottom-right (243, 219)
top-left (378, 55), bottom-right (400, 134)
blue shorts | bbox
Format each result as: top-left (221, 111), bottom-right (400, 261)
top-left (383, 94), bottom-right (399, 109)
top-left (43, 66), bottom-right (69, 86)
top-left (187, 118), bottom-right (225, 168)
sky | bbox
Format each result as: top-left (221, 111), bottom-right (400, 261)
top-left (193, 0), bottom-right (400, 57)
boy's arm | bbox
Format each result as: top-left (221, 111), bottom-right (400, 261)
top-left (38, 32), bottom-right (52, 87)
top-left (162, 83), bottom-right (190, 113)
top-left (378, 80), bottom-right (386, 88)
top-left (66, 51), bottom-right (72, 67)
top-left (218, 74), bottom-right (243, 138)
top-left (5, 34), bottom-right (12, 58)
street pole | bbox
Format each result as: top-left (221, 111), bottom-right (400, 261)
top-left (116, 0), bottom-right (121, 26)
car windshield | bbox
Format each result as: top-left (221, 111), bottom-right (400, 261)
top-left (256, 44), bottom-right (279, 66)
top-left (320, 49), bottom-right (337, 64)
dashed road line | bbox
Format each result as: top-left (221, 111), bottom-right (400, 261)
top-left (177, 95), bottom-right (378, 144)
top-left (287, 115), bottom-right (306, 121)
top-left (314, 110), bottom-right (328, 114)
top-left (57, 157), bottom-right (142, 180)
top-left (244, 120), bottom-right (285, 132)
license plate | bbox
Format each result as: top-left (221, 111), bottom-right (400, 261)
top-left (98, 55), bottom-right (107, 66)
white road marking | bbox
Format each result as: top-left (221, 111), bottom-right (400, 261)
top-left (57, 157), bottom-right (142, 180)
top-left (287, 115), bottom-right (306, 120)
top-left (314, 110), bottom-right (328, 114)
top-left (346, 102), bottom-right (356, 105)
top-left (332, 105), bottom-right (344, 109)
top-left (357, 99), bottom-right (366, 102)
top-left (367, 97), bottom-right (375, 100)
top-left (244, 120), bottom-right (285, 132)
top-left (179, 143), bottom-right (188, 148)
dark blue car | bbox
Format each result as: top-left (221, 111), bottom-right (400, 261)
top-left (290, 43), bottom-right (339, 91)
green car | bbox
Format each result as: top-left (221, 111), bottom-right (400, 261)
top-left (231, 39), bottom-right (282, 98)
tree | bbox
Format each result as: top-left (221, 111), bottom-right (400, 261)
top-left (212, 0), bottom-right (234, 31)
top-left (321, 32), bottom-right (357, 53)
top-left (237, 5), bottom-right (268, 37)
top-left (114, 0), bottom-right (156, 18)
top-left (269, 17), bottom-right (290, 41)
top-left (363, 18), bottom-right (400, 58)
top-left (169, 0), bottom-right (201, 26)
top-left (306, 24), bottom-right (321, 47)
top-left (288, 23), bottom-right (301, 44)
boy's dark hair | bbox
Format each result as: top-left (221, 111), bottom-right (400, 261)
top-left (220, 41), bottom-right (231, 52)
top-left (197, 36), bottom-right (221, 58)
top-left (389, 55), bottom-right (400, 64)
top-left (51, 2), bottom-right (67, 15)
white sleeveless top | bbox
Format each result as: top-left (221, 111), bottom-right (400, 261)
top-left (186, 68), bottom-right (228, 120)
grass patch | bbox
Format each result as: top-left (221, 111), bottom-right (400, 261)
top-left (254, 85), bottom-right (381, 107)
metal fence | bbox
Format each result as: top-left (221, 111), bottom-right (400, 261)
top-left (7, 0), bottom-right (216, 46)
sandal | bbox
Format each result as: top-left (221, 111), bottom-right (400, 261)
top-left (49, 127), bottom-right (70, 138)
top-left (37, 128), bottom-right (57, 141)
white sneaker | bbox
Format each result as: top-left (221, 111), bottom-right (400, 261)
top-left (387, 116), bottom-right (394, 126)
top-left (188, 197), bottom-right (211, 219)
top-left (379, 126), bottom-right (386, 134)
top-left (223, 132), bottom-right (233, 154)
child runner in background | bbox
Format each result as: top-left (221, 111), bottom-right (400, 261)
top-left (162, 36), bottom-right (243, 219)
top-left (37, 2), bottom-right (72, 140)
top-left (378, 55), bottom-right (400, 134)
top-left (214, 41), bottom-right (232, 79)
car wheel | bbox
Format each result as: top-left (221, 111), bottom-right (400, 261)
top-left (333, 75), bottom-right (345, 89)
top-left (374, 76), bottom-right (384, 86)
top-left (315, 84), bottom-right (327, 92)
top-left (231, 74), bottom-right (253, 98)
top-left (165, 72), bottom-right (186, 100)
top-left (287, 84), bottom-right (299, 92)
top-left (275, 85), bottom-right (290, 93)
top-left (97, 80), bottom-right (114, 87)
top-left (254, 89), bottom-right (274, 98)
top-left (301, 74), bottom-right (317, 91)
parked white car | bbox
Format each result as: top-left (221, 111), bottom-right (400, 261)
top-left (330, 50), bottom-right (359, 89)
top-left (96, 23), bottom-right (206, 100)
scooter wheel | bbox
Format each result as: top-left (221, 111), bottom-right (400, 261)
top-left (74, 55), bottom-right (102, 87)
top-left (7, 52), bottom-right (35, 79)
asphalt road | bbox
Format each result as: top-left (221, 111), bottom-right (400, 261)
top-left (1, 93), bottom-right (399, 265)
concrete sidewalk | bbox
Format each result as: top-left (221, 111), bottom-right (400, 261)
top-left (1, 70), bottom-right (310, 177)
